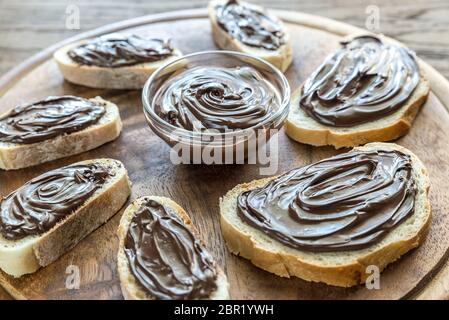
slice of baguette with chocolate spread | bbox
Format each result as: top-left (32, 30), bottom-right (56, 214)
top-left (0, 158), bottom-right (131, 278)
top-left (0, 96), bottom-right (122, 170)
top-left (286, 79), bottom-right (429, 149)
top-left (220, 142), bottom-right (431, 287)
top-left (285, 34), bottom-right (430, 149)
top-left (117, 196), bottom-right (230, 300)
top-left (54, 40), bottom-right (182, 89)
top-left (208, 0), bottom-right (293, 72)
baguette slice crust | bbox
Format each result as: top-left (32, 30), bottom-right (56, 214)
top-left (54, 42), bottom-right (182, 89)
top-left (285, 33), bottom-right (430, 149)
top-left (220, 142), bottom-right (431, 287)
top-left (286, 77), bottom-right (429, 149)
top-left (0, 97), bottom-right (122, 170)
top-left (117, 196), bottom-right (230, 300)
top-left (0, 158), bottom-right (131, 278)
top-left (208, 0), bottom-right (293, 72)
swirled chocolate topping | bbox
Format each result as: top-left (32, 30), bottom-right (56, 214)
top-left (124, 199), bottom-right (217, 300)
top-left (68, 34), bottom-right (173, 68)
top-left (0, 163), bottom-right (112, 240)
top-left (215, 0), bottom-right (285, 50)
top-left (0, 96), bottom-right (105, 144)
top-left (300, 35), bottom-right (420, 127)
top-left (154, 66), bottom-right (280, 131)
top-left (238, 150), bottom-right (416, 252)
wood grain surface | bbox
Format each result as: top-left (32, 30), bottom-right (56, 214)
top-left (1, 11), bottom-right (449, 299)
top-left (1, 0), bottom-right (448, 80)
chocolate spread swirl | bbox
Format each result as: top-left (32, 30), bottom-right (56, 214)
top-left (215, 0), bottom-right (285, 50)
top-left (154, 66), bottom-right (280, 131)
top-left (237, 150), bottom-right (416, 252)
top-left (124, 199), bottom-right (217, 300)
top-left (68, 34), bottom-right (173, 68)
top-left (0, 96), bottom-right (105, 144)
top-left (0, 163), bottom-right (112, 240)
top-left (300, 35), bottom-right (420, 127)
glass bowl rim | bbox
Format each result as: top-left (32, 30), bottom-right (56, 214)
top-left (142, 50), bottom-right (291, 138)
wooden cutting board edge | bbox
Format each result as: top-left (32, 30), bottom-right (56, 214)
top-left (0, 8), bottom-right (448, 300)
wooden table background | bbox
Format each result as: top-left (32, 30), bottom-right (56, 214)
top-left (1, 0), bottom-right (448, 79)
top-left (0, 0), bottom-right (448, 300)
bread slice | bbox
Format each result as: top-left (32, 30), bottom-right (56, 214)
top-left (0, 158), bottom-right (131, 278)
top-left (208, 0), bottom-right (293, 72)
top-left (117, 196), bottom-right (230, 300)
top-left (285, 74), bottom-right (430, 149)
top-left (0, 97), bottom-right (122, 170)
top-left (54, 42), bottom-right (182, 89)
top-left (286, 79), bottom-right (430, 149)
top-left (220, 142), bottom-right (431, 287)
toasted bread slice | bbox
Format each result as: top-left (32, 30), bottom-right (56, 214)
top-left (208, 0), bottom-right (292, 72)
top-left (54, 42), bottom-right (182, 89)
top-left (220, 142), bottom-right (431, 287)
top-left (285, 78), bottom-right (430, 149)
top-left (0, 97), bottom-right (122, 170)
top-left (285, 32), bottom-right (430, 149)
top-left (117, 196), bottom-right (229, 300)
top-left (0, 158), bottom-right (131, 278)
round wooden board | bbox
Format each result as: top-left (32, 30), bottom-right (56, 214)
top-left (1, 9), bottom-right (449, 300)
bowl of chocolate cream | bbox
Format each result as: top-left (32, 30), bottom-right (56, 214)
top-left (142, 51), bottom-right (290, 164)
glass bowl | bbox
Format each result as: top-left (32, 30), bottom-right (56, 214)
top-left (142, 50), bottom-right (290, 164)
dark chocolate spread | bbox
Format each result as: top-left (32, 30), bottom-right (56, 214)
top-left (124, 198), bottom-right (217, 300)
top-left (300, 35), bottom-right (420, 127)
top-left (0, 96), bottom-right (105, 144)
top-left (68, 34), bottom-right (173, 68)
top-left (215, 0), bottom-right (285, 51)
top-left (154, 66), bottom-right (280, 131)
top-left (237, 150), bottom-right (416, 252)
top-left (0, 163), bottom-right (112, 240)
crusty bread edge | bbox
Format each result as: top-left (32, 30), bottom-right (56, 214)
top-left (285, 70), bottom-right (430, 149)
top-left (117, 196), bottom-right (230, 300)
top-left (208, 0), bottom-right (293, 72)
top-left (0, 97), bottom-right (122, 170)
top-left (54, 42), bottom-right (182, 89)
top-left (219, 142), bottom-right (431, 287)
top-left (0, 158), bottom-right (132, 279)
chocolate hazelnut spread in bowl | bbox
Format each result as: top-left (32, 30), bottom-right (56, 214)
top-left (142, 51), bottom-right (290, 164)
